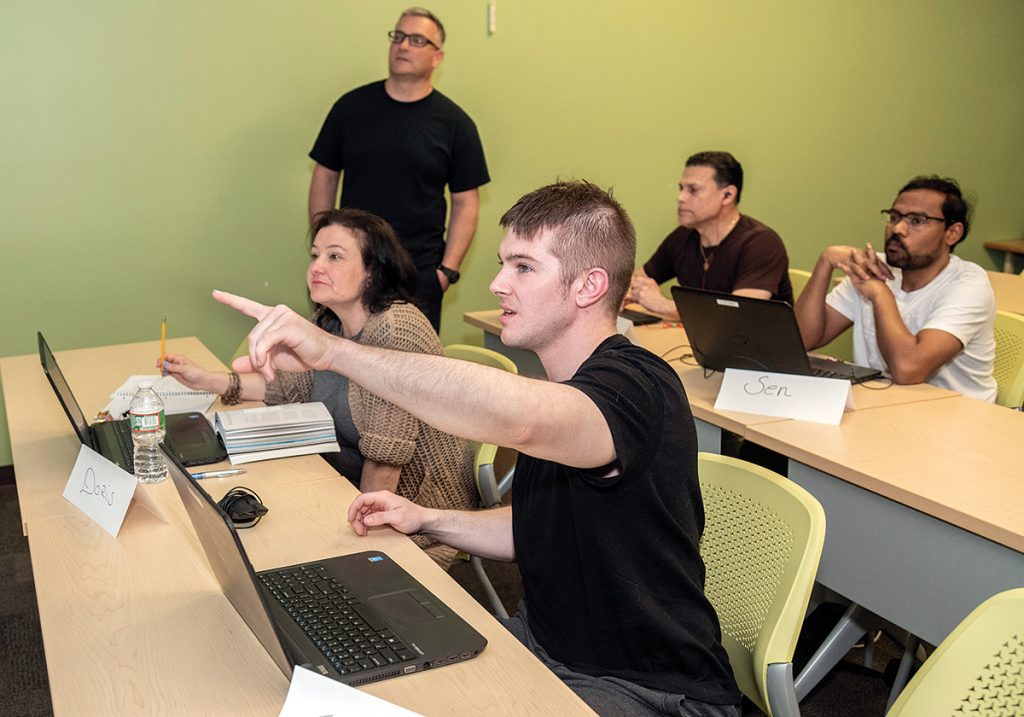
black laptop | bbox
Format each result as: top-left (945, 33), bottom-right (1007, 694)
top-left (38, 332), bottom-right (227, 469)
top-left (163, 446), bottom-right (487, 686)
top-left (670, 287), bottom-right (884, 383)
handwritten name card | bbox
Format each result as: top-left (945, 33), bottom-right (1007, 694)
top-left (714, 368), bottom-right (853, 425)
top-left (62, 445), bottom-right (165, 537)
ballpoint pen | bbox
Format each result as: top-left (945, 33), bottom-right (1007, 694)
top-left (190, 468), bottom-right (247, 480)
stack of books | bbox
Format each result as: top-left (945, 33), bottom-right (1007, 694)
top-left (214, 402), bottom-right (340, 465)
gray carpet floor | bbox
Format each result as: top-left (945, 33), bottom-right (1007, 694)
top-left (2, 475), bottom-right (913, 716)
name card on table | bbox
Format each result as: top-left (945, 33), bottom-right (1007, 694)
top-left (714, 368), bottom-right (855, 425)
top-left (279, 665), bottom-right (424, 717)
top-left (62, 445), bottom-right (166, 537)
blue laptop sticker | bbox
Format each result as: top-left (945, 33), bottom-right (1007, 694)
top-left (368, 556), bottom-right (384, 563)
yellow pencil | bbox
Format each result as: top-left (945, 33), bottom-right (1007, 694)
top-left (160, 317), bottom-right (167, 374)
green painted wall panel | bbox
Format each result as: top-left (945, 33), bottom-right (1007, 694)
top-left (2, 1), bottom-right (1022, 465)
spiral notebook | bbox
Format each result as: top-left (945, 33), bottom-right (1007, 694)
top-left (105, 375), bottom-right (217, 416)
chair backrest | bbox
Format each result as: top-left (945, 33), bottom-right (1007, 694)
top-left (788, 268), bottom-right (812, 303)
top-left (787, 269), bottom-right (853, 361)
top-left (697, 453), bottom-right (826, 716)
top-left (993, 310), bottom-right (1024, 408)
top-left (443, 344), bottom-right (519, 375)
top-left (886, 588), bottom-right (1024, 716)
top-left (444, 344), bottom-right (518, 507)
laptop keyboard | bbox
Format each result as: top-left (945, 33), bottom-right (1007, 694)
top-left (258, 564), bottom-right (417, 676)
top-left (112, 421), bottom-right (135, 466)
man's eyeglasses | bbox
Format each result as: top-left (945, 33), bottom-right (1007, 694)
top-left (880, 209), bottom-right (947, 229)
top-left (388, 30), bottom-right (440, 49)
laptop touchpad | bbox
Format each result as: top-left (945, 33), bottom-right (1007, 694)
top-left (370, 590), bottom-right (444, 622)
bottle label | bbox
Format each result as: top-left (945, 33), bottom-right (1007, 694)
top-left (129, 410), bottom-right (166, 434)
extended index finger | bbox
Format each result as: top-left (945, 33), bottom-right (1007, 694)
top-left (212, 290), bottom-right (273, 321)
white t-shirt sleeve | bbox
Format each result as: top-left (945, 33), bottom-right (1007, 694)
top-left (824, 276), bottom-right (860, 321)
top-left (918, 270), bottom-right (995, 347)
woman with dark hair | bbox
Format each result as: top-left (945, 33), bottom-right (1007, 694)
top-left (164, 209), bottom-right (476, 568)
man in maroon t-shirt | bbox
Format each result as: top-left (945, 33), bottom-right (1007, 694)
top-left (628, 151), bottom-right (792, 319)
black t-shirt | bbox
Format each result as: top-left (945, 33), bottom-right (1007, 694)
top-left (310, 81), bottom-right (490, 267)
top-left (512, 335), bottom-right (740, 704)
top-left (644, 215), bottom-right (793, 304)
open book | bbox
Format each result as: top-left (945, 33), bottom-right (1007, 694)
top-left (214, 402), bottom-right (341, 465)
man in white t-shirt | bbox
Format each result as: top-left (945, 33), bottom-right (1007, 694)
top-left (795, 176), bottom-right (997, 401)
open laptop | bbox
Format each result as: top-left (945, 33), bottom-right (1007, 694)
top-left (38, 332), bottom-right (227, 470)
top-left (163, 446), bottom-right (486, 686)
top-left (670, 287), bottom-right (884, 383)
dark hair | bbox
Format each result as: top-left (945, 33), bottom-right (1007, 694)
top-left (308, 209), bottom-right (418, 330)
top-left (897, 175), bottom-right (972, 247)
top-left (499, 180), bottom-right (636, 316)
top-left (400, 7), bottom-right (445, 44)
top-left (685, 151), bottom-right (744, 203)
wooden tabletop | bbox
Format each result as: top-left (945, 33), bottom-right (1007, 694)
top-left (0, 338), bottom-right (336, 534)
top-left (5, 337), bottom-right (596, 717)
top-left (746, 396), bottom-right (1024, 552)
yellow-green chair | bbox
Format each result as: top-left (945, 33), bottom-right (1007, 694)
top-left (443, 343), bottom-right (518, 375)
top-left (788, 268), bottom-right (812, 303)
top-left (885, 588), bottom-right (1024, 716)
top-left (444, 344), bottom-right (518, 618)
top-left (698, 453), bottom-right (826, 717)
top-left (788, 268), bottom-right (854, 361)
top-left (993, 310), bottom-right (1024, 409)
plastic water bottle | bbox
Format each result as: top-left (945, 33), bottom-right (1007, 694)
top-left (129, 381), bottom-right (167, 483)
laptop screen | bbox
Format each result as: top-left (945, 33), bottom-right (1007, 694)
top-left (669, 287), bottom-right (813, 375)
top-left (38, 332), bottom-right (96, 448)
top-left (163, 446), bottom-right (295, 677)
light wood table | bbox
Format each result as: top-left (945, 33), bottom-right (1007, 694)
top-left (746, 396), bottom-right (1024, 646)
top-left (5, 338), bottom-right (596, 717)
top-left (0, 338), bottom-right (336, 535)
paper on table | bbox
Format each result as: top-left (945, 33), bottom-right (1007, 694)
top-left (105, 375), bottom-right (216, 416)
top-left (279, 666), bottom-right (424, 717)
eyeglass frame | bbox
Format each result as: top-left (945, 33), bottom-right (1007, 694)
top-left (387, 30), bottom-right (441, 50)
top-left (879, 209), bottom-right (951, 230)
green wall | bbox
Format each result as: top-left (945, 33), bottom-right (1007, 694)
top-left (2, 1), bottom-right (1023, 466)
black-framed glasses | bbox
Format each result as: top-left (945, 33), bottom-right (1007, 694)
top-left (388, 30), bottom-right (440, 49)
top-left (880, 209), bottom-right (947, 229)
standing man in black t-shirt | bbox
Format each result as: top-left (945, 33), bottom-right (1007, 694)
top-left (308, 7), bottom-right (490, 331)
top-left (215, 181), bottom-right (741, 717)
top-left (628, 151), bottom-right (792, 319)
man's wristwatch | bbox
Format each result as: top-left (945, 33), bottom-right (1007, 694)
top-left (437, 264), bottom-right (460, 285)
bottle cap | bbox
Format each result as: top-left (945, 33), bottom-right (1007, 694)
top-left (139, 381), bottom-right (153, 389)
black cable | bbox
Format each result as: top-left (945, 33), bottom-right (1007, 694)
top-left (218, 486), bottom-right (268, 528)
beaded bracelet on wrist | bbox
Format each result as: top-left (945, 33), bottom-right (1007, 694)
top-left (221, 371), bottom-right (242, 405)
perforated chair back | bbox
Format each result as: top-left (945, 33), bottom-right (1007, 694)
top-left (993, 310), bottom-right (1024, 409)
top-left (886, 588), bottom-right (1024, 716)
top-left (698, 453), bottom-right (826, 717)
top-left (788, 268), bottom-right (812, 303)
